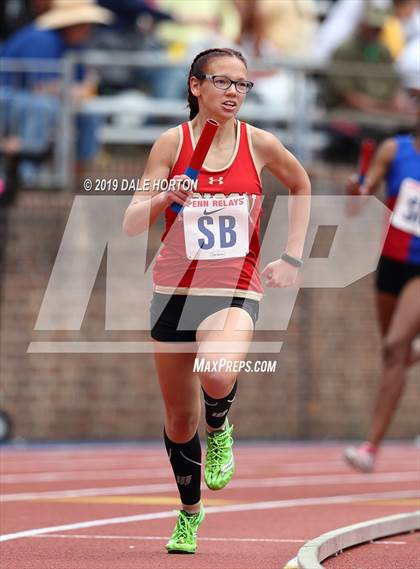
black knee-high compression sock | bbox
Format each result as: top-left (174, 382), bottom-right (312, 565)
top-left (202, 380), bottom-right (238, 429)
top-left (164, 430), bottom-right (202, 506)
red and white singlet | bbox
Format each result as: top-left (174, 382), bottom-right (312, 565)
top-left (153, 121), bottom-right (263, 300)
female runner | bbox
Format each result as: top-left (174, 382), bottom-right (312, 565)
top-left (123, 47), bottom-right (311, 553)
top-left (344, 119), bottom-right (420, 472)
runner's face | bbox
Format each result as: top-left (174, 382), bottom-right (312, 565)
top-left (191, 57), bottom-right (249, 121)
top-left (62, 24), bottom-right (92, 45)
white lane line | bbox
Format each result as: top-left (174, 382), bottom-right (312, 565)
top-left (228, 472), bottom-right (419, 488)
top-left (35, 534), bottom-right (307, 544)
top-left (0, 468), bottom-right (172, 484)
top-left (2, 473), bottom-right (418, 503)
top-left (0, 483), bottom-right (177, 502)
top-left (0, 511), bottom-right (176, 543)
top-left (264, 460), bottom-right (420, 474)
top-left (32, 534), bottom-right (408, 545)
top-left (0, 458), bottom-right (170, 471)
top-left (0, 467), bottom-right (420, 488)
top-left (2, 466), bottom-right (417, 482)
top-left (2, 449), bottom-right (415, 459)
top-left (0, 453), bottom-right (161, 462)
top-left (0, 459), bottom-right (168, 474)
top-left (2, 457), bottom-right (418, 474)
top-left (1, 471), bottom-right (418, 502)
top-left (2, 463), bottom-right (418, 480)
top-left (2, 454), bottom-right (418, 471)
top-left (0, 489), bottom-right (417, 543)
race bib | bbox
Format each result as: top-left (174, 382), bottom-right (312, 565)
top-left (391, 178), bottom-right (420, 237)
top-left (183, 195), bottom-right (249, 260)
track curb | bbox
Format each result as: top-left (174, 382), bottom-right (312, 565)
top-left (284, 510), bottom-right (420, 568)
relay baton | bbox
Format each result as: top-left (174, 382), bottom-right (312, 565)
top-left (358, 139), bottom-right (376, 185)
top-left (170, 118), bottom-right (219, 213)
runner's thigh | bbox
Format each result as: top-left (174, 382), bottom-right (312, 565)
top-left (386, 278), bottom-right (420, 344)
top-left (196, 307), bottom-right (254, 363)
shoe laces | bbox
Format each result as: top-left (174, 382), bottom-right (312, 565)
top-left (207, 425), bottom-right (233, 464)
top-left (171, 510), bottom-right (200, 543)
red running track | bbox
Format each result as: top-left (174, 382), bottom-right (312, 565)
top-left (0, 443), bottom-right (419, 569)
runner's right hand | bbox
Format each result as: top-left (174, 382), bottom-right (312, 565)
top-left (164, 175), bottom-right (194, 207)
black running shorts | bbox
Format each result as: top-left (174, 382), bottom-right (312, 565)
top-left (376, 255), bottom-right (420, 296)
top-left (150, 293), bottom-right (259, 343)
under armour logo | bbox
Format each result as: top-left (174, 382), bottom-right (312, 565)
top-left (208, 176), bottom-right (224, 185)
top-left (176, 475), bottom-right (192, 485)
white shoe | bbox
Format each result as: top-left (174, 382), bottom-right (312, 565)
top-left (343, 443), bottom-right (376, 473)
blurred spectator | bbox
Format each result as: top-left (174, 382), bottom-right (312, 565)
top-left (233, 0), bottom-right (262, 56)
top-left (0, 0), bottom-right (112, 188)
top-left (0, 0), bottom-right (51, 42)
top-left (313, 0), bottom-right (391, 63)
top-left (396, 35), bottom-right (420, 92)
top-left (381, 0), bottom-right (420, 58)
top-left (323, 4), bottom-right (416, 163)
top-left (97, 0), bottom-right (172, 31)
top-left (149, 0), bottom-right (240, 99)
top-left (155, 0), bottom-right (239, 50)
top-left (325, 5), bottom-right (409, 114)
top-left (0, 1), bottom-right (28, 43)
top-left (234, 0), bottom-right (318, 58)
top-left (232, 0), bottom-right (318, 120)
top-left (90, 0), bottom-right (173, 94)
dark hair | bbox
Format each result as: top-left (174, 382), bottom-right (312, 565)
top-left (187, 48), bottom-right (248, 120)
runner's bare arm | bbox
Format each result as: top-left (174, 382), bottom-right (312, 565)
top-left (346, 139), bottom-right (397, 196)
top-left (252, 128), bottom-right (311, 259)
top-left (122, 128), bottom-right (191, 236)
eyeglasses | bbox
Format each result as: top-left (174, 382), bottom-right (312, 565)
top-left (197, 74), bottom-right (254, 94)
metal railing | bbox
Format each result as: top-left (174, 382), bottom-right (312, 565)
top-left (1, 52), bottom-right (414, 191)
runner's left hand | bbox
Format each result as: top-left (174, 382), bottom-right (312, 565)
top-left (262, 259), bottom-right (300, 288)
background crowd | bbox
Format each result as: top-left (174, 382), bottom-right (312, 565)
top-left (0, 0), bottom-right (418, 198)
